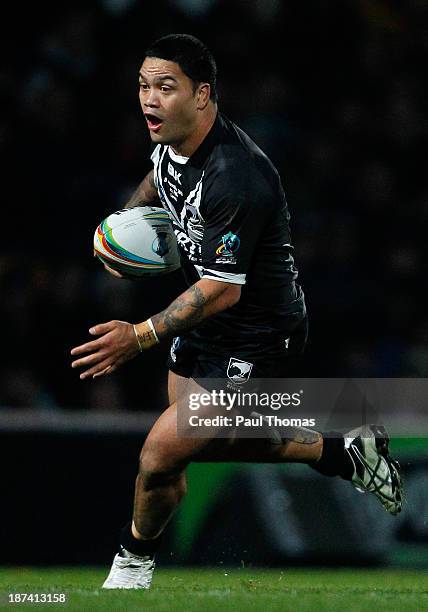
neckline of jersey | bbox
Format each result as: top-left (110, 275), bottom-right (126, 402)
top-left (168, 147), bottom-right (189, 164)
top-left (166, 113), bottom-right (224, 168)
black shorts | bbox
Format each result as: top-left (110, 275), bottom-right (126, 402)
top-left (167, 316), bottom-right (308, 385)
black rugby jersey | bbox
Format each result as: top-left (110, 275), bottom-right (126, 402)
top-left (151, 112), bottom-right (306, 349)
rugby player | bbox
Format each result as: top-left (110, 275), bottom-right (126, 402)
top-left (70, 34), bottom-right (403, 589)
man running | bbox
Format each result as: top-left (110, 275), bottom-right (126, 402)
top-left (71, 34), bottom-right (402, 590)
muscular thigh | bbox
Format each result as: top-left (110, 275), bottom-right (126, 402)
top-left (165, 369), bottom-right (318, 465)
top-left (168, 370), bottom-right (189, 405)
top-left (142, 372), bottom-right (233, 472)
top-left (164, 371), bottom-right (261, 464)
top-left (162, 372), bottom-right (318, 466)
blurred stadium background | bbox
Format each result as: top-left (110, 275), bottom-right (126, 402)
top-left (0, 0), bottom-right (427, 570)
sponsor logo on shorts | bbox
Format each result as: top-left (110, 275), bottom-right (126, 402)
top-left (227, 357), bottom-right (253, 385)
top-left (170, 337), bottom-right (181, 363)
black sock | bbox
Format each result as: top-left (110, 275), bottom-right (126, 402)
top-left (309, 431), bottom-right (354, 480)
top-left (119, 522), bottom-right (162, 557)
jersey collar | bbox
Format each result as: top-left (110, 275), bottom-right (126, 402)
top-left (189, 112), bottom-right (224, 169)
top-left (168, 147), bottom-right (189, 164)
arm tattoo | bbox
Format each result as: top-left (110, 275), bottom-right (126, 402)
top-left (151, 285), bottom-right (208, 339)
top-left (125, 170), bottom-right (157, 209)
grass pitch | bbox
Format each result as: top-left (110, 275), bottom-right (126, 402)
top-left (0, 567), bottom-right (427, 611)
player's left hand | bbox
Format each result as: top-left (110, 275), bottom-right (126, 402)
top-left (93, 249), bottom-right (124, 278)
top-left (103, 263), bottom-right (124, 278)
top-left (70, 320), bottom-right (140, 380)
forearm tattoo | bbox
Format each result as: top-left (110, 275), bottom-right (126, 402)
top-left (151, 285), bottom-right (208, 339)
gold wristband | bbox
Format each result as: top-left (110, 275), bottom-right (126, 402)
top-left (133, 324), bottom-right (143, 352)
top-left (146, 318), bottom-right (160, 344)
top-left (133, 320), bottom-right (160, 351)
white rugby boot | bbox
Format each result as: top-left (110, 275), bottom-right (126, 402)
top-left (345, 424), bottom-right (403, 516)
top-left (102, 547), bottom-right (155, 589)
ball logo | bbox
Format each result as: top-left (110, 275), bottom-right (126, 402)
top-left (152, 232), bottom-right (170, 257)
top-left (227, 357), bottom-right (253, 384)
top-left (216, 231), bottom-right (240, 257)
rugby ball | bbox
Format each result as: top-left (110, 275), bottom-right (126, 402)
top-left (93, 206), bottom-right (181, 277)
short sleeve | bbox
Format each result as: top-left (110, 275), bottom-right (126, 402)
top-left (200, 196), bottom-right (267, 285)
top-left (150, 145), bottom-right (162, 188)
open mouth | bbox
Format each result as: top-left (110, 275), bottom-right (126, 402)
top-left (145, 114), bottom-right (163, 132)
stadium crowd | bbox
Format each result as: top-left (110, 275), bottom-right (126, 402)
top-left (0, 0), bottom-right (426, 410)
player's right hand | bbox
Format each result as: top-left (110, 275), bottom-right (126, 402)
top-left (70, 320), bottom-right (139, 379)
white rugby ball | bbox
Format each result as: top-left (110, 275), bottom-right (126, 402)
top-left (93, 206), bottom-right (181, 277)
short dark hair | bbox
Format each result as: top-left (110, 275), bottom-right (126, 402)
top-left (145, 34), bottom-right (217, 102)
